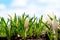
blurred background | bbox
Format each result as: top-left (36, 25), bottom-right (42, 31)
top-left (0, 0), bottom-right (60, 20)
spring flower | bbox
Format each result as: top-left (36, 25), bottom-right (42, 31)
top-left (45, 13), bottom-right (59, 40)
top-left (52, 19), bottom-right (58, 40)
top-left (24, 18), bottom-right (29, 32)
top-left (24, 18), bottom-right (29, 37)
top-left (52, 19), bottom-right (58, 32)
top-left (17, 34), bottom-right (20, 37)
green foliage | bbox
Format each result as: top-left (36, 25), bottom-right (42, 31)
top-left (0, 13), bottom-right (59, 40)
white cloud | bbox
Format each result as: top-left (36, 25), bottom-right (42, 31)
top-left (9, 4), bottom-right (43, 17)
top-left (24, 4), bottom-right (52, 17)
top-left (9, 3), bottom-right (60, 18)
top-left (0, 10), bottom-right (8, 21)
top-left (48, 0), bottom-right (58, 2)
top-left (0, 4), bottom-right (6, 10)
top-left (11, 0), bottom-right (28, 7)
top-left (0, 0), bottom-right (60, 20)
top-left (8, 9), bottom-right (25, 17)
top-left (0, 4), bottom-right (7, 19)
top-left (37, 0), bottom-right (58, 3)
top-left (25, 4), bottom-right (42, 17)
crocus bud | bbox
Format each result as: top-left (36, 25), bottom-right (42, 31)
top-left (24, 18), bottom-right (29, 32)
top-left (52, 19), bottom-right (58, 40)
top-left (52, 20), bottom-right (58, 32)
top-left (24, 18), bottom-right (29, 37)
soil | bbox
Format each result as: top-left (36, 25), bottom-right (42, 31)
top-left (0, 37), bottom-right (8, 40)
top-left (0, 34), bottom-right (50, 40)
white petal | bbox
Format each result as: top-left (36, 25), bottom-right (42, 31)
top-left (24, 18), bottom-right (29, 31)
top-left (52, 20), bottom-right (58, 31)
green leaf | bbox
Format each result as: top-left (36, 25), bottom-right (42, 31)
top-left (47, 14), bottom-right (53, 20)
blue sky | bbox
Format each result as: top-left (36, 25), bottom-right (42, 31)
top-left (0, 0), bottom-right (60, 19)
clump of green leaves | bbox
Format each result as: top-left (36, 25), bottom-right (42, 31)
top-left (0, 13), bottom-right (59, 40)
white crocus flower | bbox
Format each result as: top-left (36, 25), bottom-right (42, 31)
top-left (45, 13), bottom-right (59, 40)
top-left (24, 18), bottom-right (29, 37)
top-left (24, 18), bottom-right (29, 31)
top-left (52, 19), bottom-right (58, 33)
top-left (52, 19), bottom-right (58, 40)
